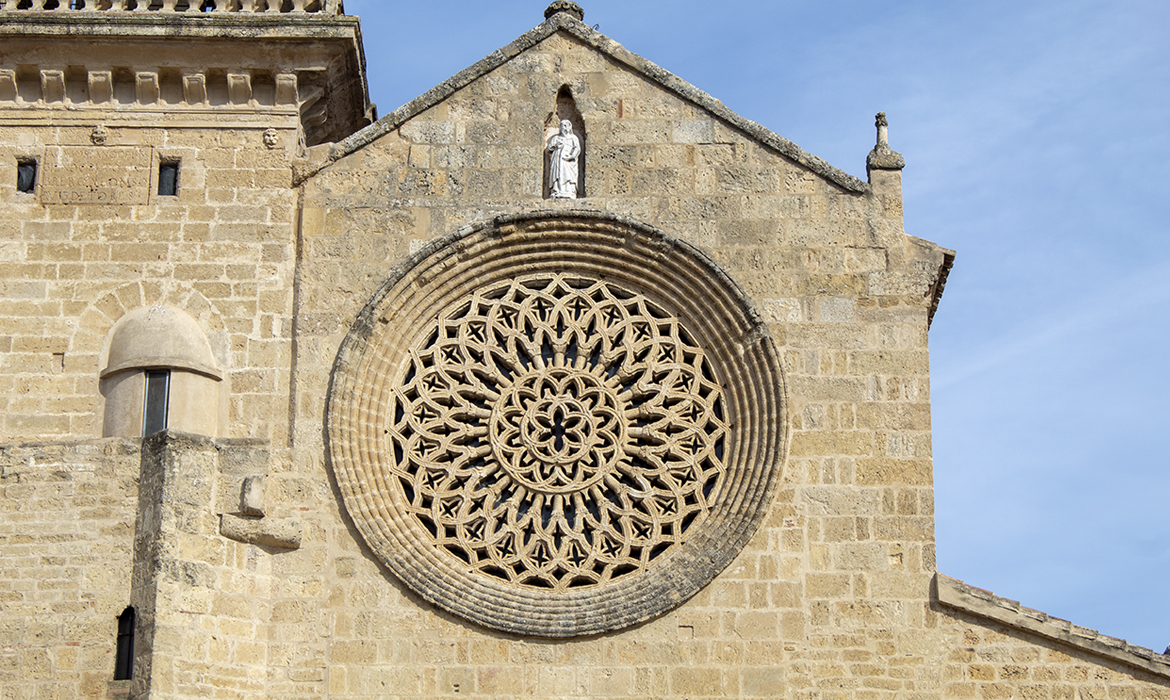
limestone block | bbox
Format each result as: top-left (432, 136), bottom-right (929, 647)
top-left (219, 514), bottom-right (301, 549)
top-left (41, 70), bottom-right (65, 103)
top-left (0, 69), bottom-right (17, 102)
top-left (227, 74), bottom-right (252, 105)
top-left (183, 74), bottom-right (207, 105)
top-left (136, 72), bottom-right (159, 105)
top-left (673, 119), bottom-right (713, 144)
top-left (87, 71), bottom-right (112, 104)
top-left (240, 475), bottom-right (264, 516)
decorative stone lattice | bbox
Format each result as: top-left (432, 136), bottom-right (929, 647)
top-left (328, 212), bottom-right (786, 637)
top-left (392, 274), bottom-right (728, 591)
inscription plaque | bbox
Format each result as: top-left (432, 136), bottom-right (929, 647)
top-left (41, 147), bottom-right (152, 205)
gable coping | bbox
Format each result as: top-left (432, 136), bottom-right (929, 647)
top-left (936, 573), bottom-right (1170, 680)
top-left (295, 12), bottom-right (870, 194)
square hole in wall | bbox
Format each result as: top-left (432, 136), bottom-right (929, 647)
top-left (158, 160), bottom-right (179, 197)
top-left (16, 159), bottom-right (36, 193)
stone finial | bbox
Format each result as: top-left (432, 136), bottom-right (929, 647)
top-left (867, 111), bottom-right (905, 172)
top-left (545, 1), bottom-right (584, 22)
top-left (875, 111), bottom-right (890, 147)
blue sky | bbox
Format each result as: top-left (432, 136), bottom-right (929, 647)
top-left (345, 0), bottom-right (1170, 651)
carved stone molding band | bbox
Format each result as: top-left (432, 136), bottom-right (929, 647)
top-left (327, 211), bottom-right (787, 637)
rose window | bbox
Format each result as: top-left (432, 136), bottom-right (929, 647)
top-left (328, 213), bottom-right (786, 637)
top-left (389, 275), bottom-right (728, 591)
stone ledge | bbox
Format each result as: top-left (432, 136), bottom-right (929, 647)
top-left (219, 513), bottom-right (302, 549)
top-left (0, 0), bottom-right (342, 15)
top-left (0, 11), bottom-right (370, 146)
top-left (936, 573), bottom-right (1170, 680)
top-left (0, 12), bottom-right (360, 38)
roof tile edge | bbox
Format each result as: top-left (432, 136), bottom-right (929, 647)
top-left (935, 573), bottom-right (1170, 680)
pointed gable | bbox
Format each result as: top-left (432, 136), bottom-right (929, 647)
top-left (295, 3), bottom-right (945, 355)
top-left (300, 10), bottom-right (867, 194)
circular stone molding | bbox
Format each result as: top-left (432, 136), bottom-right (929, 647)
top-left (327, 211), bottom-right (787, 637)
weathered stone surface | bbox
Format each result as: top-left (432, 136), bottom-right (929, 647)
top-left (327, 212), bottom-right (786, 637)
top-left (1, 4), bottom-right (1165, 700)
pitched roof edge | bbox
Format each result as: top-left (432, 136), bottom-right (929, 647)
top-left (296, 13), bottom-right (869, 194)
top-left (912, 237), bottom-right (955, 329)
top-left (935, 574), bottom-right (1170, 680)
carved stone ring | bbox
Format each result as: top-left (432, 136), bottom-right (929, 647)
top-left (327, 211), bottom-right (787, 637)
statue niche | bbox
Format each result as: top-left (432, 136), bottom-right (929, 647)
top-left (543, 86), bottom-right (586, 199)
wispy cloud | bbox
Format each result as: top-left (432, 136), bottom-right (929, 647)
top-left (935, 258), bottom-right (1170, 391)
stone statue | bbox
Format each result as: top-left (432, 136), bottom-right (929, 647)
top-left (546, 119), bottom-right (581, 199)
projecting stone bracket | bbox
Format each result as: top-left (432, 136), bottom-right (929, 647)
top-left (219, 513), bottom-right (302, 550)
top-left (0, 63), bottom-right (300, 112)
top-left (217, 474), bottom-right (302, 549)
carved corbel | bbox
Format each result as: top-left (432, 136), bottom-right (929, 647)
top-left (299, 84), bottom-right (327, 128)
top-left (274, 73), bottom-right (298, 106)
top-left (135, 72), bottom-right (159, 105)
top-left (183, 74), bottom-right (207, 105)
top-left (0, 70), bottom-right (16, 102)
top-left (220, 514), bottom-right (303, 550)
top-left (88, 71), bottom-right (113, 104)
top-left (218, 475), bottom-right (302, 550)
top-left (41, 70), bottom-right (65, 103)
top-left (227, 73), bottom-right (252, 105)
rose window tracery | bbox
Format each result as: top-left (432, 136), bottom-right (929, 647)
top-left (328, 213), bottom-right (786, 637)
top-left (389, 275), bottom-right (727, 591)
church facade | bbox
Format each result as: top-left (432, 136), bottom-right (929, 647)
top-left (0, 2), bottom-right (1167, 698)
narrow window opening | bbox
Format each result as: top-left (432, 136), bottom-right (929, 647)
top-left (16, 159), bottom-right (36, 193)
top-left (114, 606), bottom-right (134, 680)
top-left (157, 161), bottom-right (179, 197)
top-left (143, 369), bottom-right (170, 435)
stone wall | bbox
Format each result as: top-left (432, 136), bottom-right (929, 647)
top-left (0, 9), bottom-right (369, 445)
top-left (1, 7), bottom-right (1167, 700)
top-left (936, 576), bottom-right (1170, 699)
top-left (937, 619), bottom-right (1170, 699)
top-left (279, 22), bottom-right (953, 699)
top-left (0, 118), bottom-right (300, 444)
top-left (129, 432), bottom-right (279, 700)
top-left (0, 438), bottom-right (140, 699)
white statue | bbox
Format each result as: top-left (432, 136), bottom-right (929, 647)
top-left (546, 119), bottom-right (581, 199)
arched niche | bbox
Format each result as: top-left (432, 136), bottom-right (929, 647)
top-left (543, 85), bottom-right (586, 199)
top-left (99, 305), bottom-right (226, 438)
